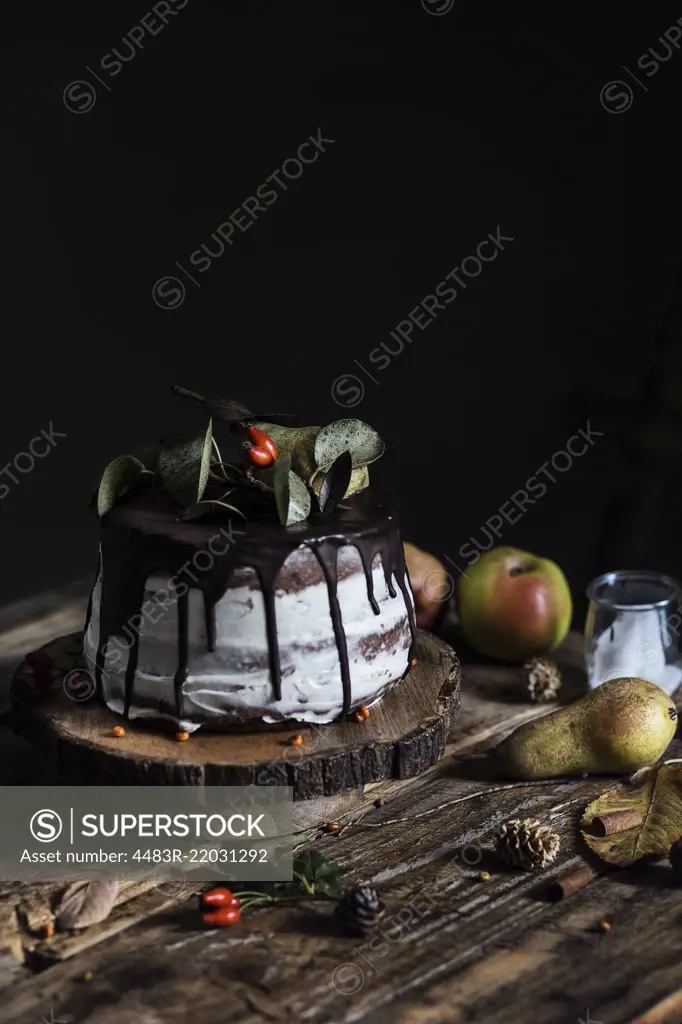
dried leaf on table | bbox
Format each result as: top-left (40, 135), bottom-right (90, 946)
top-left (581, 759), bottom-right (682, 866)
top-left (54, 880), bottom-right (120, 930)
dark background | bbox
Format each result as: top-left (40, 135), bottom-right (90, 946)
top-left (4, 0), bottom-right (682, 622)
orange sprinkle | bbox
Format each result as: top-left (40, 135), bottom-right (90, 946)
top-left (176, 731), bottom-right (190, 742)
top-left (112, 725), bottom-right (126, 738)
top-left (354, 710), bottom-right (365, 723)
top-left (325, 821), bottom-right (341, 833)
top-left (411, 658), bottom-right (417, 667)
top-left (598, 920), bottom-right (612, 933)
top-left (40, 921), bottom-right (55, 940)
top-left (360, 705), bottom-right (370, 719)
top-left (290, 734), bottom-right (303, 746)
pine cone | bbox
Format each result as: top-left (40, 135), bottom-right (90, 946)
top-left (335, 886), bottom-right (385, 936)
top-left (523, 656), bottom-right (562, 703)
top-left (495, 818), bottom-right (560, 870)
top-left (669, 837), bottom-right (682, 884)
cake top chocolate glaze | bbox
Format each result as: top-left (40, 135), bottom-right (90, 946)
top-left (106, 486), bottom-right (396, 550)
top-left (90, 387), bottom-right (416, 722)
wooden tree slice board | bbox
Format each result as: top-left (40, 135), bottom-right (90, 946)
top-left (10, 631), bottom-right (461, 800)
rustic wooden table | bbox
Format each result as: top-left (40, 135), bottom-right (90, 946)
top-left (0, 598), bottom-right (681, 1024)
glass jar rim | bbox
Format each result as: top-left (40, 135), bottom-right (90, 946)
top-left (586, 569), bottom-right (681, 610)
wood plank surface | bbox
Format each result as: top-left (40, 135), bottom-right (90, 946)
top-left (0, 624), bottom-right (680, 1024)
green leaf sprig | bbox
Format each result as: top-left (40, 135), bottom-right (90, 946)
top-left (94, 387), bottom-right (386, 528)
top-left (231, 850), bottom-right (345, 911)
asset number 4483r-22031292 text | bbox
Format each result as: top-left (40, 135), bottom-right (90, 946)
top-left (132, 849), bottom-right (269, 864)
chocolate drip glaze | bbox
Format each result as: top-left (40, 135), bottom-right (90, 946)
top-left (354, 535), bottom-right (382, 615)
top-left (255, 566), bottom-right (283, 702)
top-left (174, 591), bottom-right (190, 717)
top-left (84, 552), bottom-right (99, 638)
top-left (122, 628), bottom-right (142, 718)
top-left (204, 597), bottom-right (217, 653)
top-left (311, 540), bottom-right (353, 714)
top-left (390, 529), bottom-right (417, 648)
top-left (91, 489), bottom-right (415, 722)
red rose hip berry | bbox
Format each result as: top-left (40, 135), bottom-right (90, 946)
top-left (247, 445), bottom-right (274, 467)
top-left (203, 906), bottom-right (240, 927)
top-left (247, 426), bottom-right (278, 460)
top-left (201, 887), bottom-right (233, 907)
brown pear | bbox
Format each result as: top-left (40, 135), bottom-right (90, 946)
top-left (495, 677), bottom-right (678, 780)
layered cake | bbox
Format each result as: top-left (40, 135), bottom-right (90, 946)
top-left (83, 389), bottom-right (416, 731)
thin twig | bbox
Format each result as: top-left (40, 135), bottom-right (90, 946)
top-left (171, 385), bottom-right (206, 406)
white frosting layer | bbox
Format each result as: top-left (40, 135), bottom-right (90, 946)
top-left (83, 544), bottom-right (413, 730)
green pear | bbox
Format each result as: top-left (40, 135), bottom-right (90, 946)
top-left (494, 677), bottom-right (678, 779)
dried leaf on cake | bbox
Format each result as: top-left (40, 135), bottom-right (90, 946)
top-left (97, 455), bottom-right (148, 518)
top-left (318, 451), bottom-right (353, 515)
top-left (157, 420), bottom-right (213, 507)
top-left (273, 453), bottom-right (310, 526)
top-left (314, 419), bottom-right (384, 472)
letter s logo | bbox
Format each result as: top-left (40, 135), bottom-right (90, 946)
top-left (30, 809), bottom-right (63, 842)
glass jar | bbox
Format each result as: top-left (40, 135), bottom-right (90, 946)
top-left (585, 570), bottom-right (682, 694)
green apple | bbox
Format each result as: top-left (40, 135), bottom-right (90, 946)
top-left (458, 547), bottom-right (572, 661)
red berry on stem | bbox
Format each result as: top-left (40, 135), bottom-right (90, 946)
top-left (228, 895), bottom-right (240, 909)
top-left (247, 426), bottom-right (278, 460)
top-left (247, 446), bottom-right (273, 467)
top-left (203, 906), bottom-right (240, 927)
top-left (202, 887), bottom-right (233, 907)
